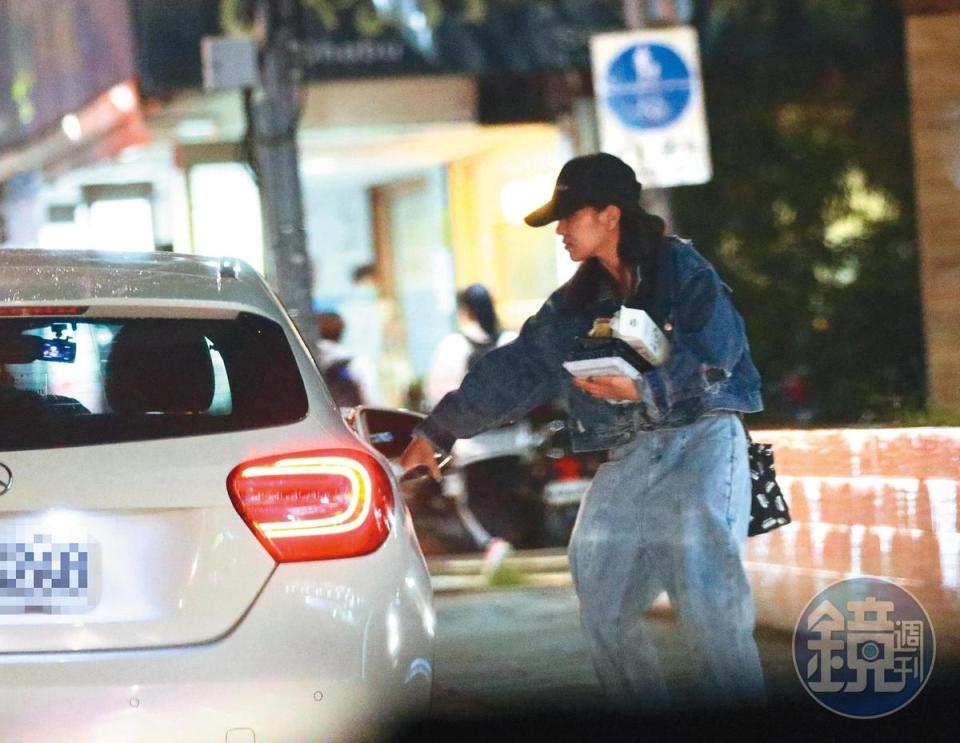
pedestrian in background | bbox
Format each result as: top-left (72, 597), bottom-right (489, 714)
top-left (338, 264), bottom-right (388, 405)
top-left (314, 311), bottom-right (373, 409)
top-left (399, 153), bottom-right (766, 709)
top-left (426, 283), bottom-right (519, 574)
top-left (426, 283), bottom-right (517, 407)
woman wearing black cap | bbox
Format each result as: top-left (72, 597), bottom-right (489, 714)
top-left (400, 152), bottom-right (766, 709)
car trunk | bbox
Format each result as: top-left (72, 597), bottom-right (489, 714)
top-left (0, 436), bottom-right (277, 653)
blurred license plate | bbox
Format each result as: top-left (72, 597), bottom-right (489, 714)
top-left (0, 526), bottom-right (95, 615)
top-left (543, 479), bottom-right (590, 507)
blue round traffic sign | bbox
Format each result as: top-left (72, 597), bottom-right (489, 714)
top-left (604, 43), bottom-right (692, 130)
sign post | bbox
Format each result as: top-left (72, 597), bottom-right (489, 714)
top-left (590, 26), bottom-right (712, 188)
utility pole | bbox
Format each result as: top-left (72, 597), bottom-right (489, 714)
top-left (250, 0), bottom-right (317, 351)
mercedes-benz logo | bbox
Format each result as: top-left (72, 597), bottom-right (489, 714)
top-left (0, 464), bottom-right (11, 496)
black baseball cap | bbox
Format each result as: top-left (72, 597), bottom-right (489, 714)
top-left (524, 153), bottom-right (642, 227)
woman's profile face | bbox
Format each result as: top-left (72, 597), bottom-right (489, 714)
top-left (555, 206), bottom-right (619, 264)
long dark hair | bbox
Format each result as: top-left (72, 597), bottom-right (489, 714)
top-left (563, 203), bottom-right (666, 308)
top-left (457, 284), bottom-right (501, 340)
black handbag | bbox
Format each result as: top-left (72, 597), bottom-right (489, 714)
top-left (745, 430), bottom-right (792, 537)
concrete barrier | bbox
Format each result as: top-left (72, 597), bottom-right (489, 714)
top-left (746, 427), bottom-right (960, 658)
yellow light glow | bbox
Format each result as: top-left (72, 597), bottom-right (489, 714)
top-left (499, 175), bottom-right (555, 225)
top-left (189, 162), bottom-right (265, 274)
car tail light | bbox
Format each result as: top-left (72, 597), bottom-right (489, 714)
top-left (552, 456), bottom-right (582, 481)
top-left (227, 449), bottom-right (394, 562)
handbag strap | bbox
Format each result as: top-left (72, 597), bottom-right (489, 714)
top-left (736, 412), bottom-right (754, 444)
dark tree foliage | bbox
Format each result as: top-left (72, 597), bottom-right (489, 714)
top-left (671, 0), bottom-right (924, 424)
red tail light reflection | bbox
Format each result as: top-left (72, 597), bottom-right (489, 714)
top-left (0, 306), bottom-right (88, 317)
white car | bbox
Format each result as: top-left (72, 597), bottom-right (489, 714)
top-left (0, 249), bottom-right (434, 742)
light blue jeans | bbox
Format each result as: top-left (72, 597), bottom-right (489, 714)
top-left (568, 413), bottom-right (765, 709)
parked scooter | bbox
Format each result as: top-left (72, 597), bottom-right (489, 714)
top-left (524, 407), bottom-right (607, 547)
top-left (443, 406), bottom-right (610, 550)
top-left (347, 405), bottom-right (605, 555)
top-left (346, 406), bottom-right (490, 556)
top-left (444, 418), bottom-right (543, 550)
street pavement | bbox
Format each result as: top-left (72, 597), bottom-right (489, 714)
top-left (384, 555), bottom-right (960, 742)
top-left (429, 584), bottom-right (801, 717)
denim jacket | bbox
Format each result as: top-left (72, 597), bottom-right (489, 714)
top-left (418, 237), bottom-right (763, 453)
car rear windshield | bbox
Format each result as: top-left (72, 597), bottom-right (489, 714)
top-left (0, 313), bottom-right (308, 451)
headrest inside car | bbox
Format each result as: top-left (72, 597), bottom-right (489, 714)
top-left (106, 324), bottom-right (215, 414)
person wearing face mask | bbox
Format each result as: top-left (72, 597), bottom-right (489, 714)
top-left (423, 284), bottom-right (519, 569)
top-left (399, 153), bottom-right (766, 710)
top-left (426, 284), bottom-right (517, 407)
